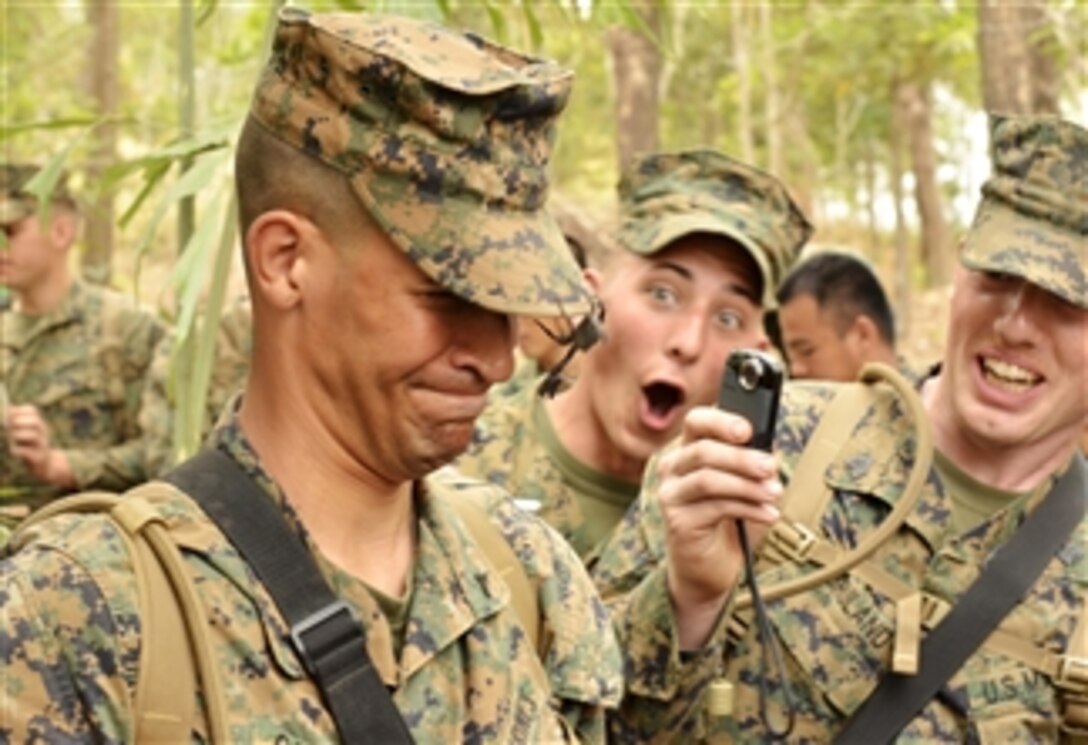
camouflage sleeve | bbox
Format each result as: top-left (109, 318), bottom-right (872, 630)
top-left (605, 563), bottom-right (732, 743)
top-left (65, 308), bottom-right (165, 490)
top-left (0, 538), bottom-right (138, 742)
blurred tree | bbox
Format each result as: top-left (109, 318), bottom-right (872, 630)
top-left (977, 0), bottom-right (1063, 115)
top-left (83, 0), bottom-right (119, 285)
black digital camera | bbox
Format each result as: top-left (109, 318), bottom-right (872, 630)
top-left (717, 349), bottom-right (783, 452)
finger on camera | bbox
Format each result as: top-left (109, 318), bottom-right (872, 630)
top-left (660, 466), bottom-right (781, 513)
top-left (660, 436), bottom-right (778, 484)
top-left (680, 406), bottom-right (754, 446)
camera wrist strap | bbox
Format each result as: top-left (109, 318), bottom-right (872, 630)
top-left (166, 448), bottom-right (414, 744)
top-left (835, 452), bottom-right (1085, 744)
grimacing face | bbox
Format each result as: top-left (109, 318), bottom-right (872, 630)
top-left (296, 217), bottom-right (517, 483)
top-left (578, 233), bottom-right (767, 468)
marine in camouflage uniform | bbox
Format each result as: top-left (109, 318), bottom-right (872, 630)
top-left (456, 152), bottom-right (811, 562)
top-left (0, 165), bottom-right (164, 536)
top-left (1, 9), bottom-right (721, 743)
top-left (592, 114), bottom-right (1088, 742)
top-left (138, 294), bottom-right (253, 476)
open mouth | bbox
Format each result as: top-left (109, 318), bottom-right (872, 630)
top-left (980, 357), bottom-right (1041, 393)
top-left (642, 382), bottom-right (685, 429)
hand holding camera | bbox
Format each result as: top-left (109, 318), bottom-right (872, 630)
top-left (656, 349), bottom-right (784, 650)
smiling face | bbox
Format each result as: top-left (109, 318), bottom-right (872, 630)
top-left (570, 233), bottom-right (766, 476)
top-left (935, 266), bottom-right (1088, 464)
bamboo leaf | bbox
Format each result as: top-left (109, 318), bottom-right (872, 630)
top-left (131, 148), bottom-right (229, 268)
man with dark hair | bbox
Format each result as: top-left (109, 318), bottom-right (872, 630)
top-left (0, 164), bottom-right (163, 539)
top-left (775, 250), bottom-right (899, 381)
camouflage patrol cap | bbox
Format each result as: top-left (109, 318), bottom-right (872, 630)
top-left (0, 164), bottom-right (75, 226)
top-left (1, 165), bottom-right (39, 226)
top-left (617, 150), bottom-right (812, 308)
top-left (249, 7), bottom-right (591, 317)
top-left (962, 114), bottom-right (1086, 308)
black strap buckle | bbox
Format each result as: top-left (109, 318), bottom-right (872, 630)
top-left (289, 600), bottom-right (365, 680)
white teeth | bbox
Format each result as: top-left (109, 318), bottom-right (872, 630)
top-left (982, 358), bottom-right (1039, 391)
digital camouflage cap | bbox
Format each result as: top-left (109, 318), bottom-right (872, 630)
top-left (0, 164), bottom-right (74, 227)
top-left (962, 114), bottom-right (1086, 309)
top-left (617, 150), bottom-right (813, 308)
top-left (248, 8), bottom-right (592, 317)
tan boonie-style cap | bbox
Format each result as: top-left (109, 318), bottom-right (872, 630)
top-left (249, 7), bottom-right (591, 317)
top-left (617, 150), bottom-right (813, 308)
top-left (962, 114), bottom-right (1086, 309)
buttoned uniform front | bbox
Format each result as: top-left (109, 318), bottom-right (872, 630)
top-left (592, 379), bottom-right (1086, 743)
top-left (0, 280), bottom-right (164, 520)
top-left (0, 415), bottom-right (623, 743)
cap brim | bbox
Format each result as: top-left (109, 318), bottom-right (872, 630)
top-left (962, 198), bottom-right (1086, 309)
top-left (353, 176), bottom-right (592, 318)
top-left (623, 212), bottom-right (775, 308)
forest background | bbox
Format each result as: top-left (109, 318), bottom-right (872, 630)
top-left (2, 0), bottom-right (1085, 454)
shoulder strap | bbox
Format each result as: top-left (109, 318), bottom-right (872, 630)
top-left (10, 490), bottom-right (207, 742)
top-left (165, 448), bottom-right (413, 744)
top-left (835, 452), bottom-right (1086, 744)
top-left (445, 494), bottom-right (545, 657)
top-left (781, 380), bottom-right (879, 527)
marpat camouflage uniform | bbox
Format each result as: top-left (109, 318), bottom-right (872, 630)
top-left (593, 114), bottom-right (1088, 743)
top-left (0, 413), bottom-right (623, 742)
top-left (0, 279), bottom-right (164, 521)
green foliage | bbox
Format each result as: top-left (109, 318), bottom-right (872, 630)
top-left (3, 0), bottom-right (1085, 457)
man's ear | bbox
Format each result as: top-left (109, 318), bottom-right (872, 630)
top-left (584, 266), bottom-right (604, 293)
top-left (848, 314), bottom-right (880, 353)
top-left (244, 211), bottom-right (308, 310)
top-left (49, 208), bottom-right (79, 252)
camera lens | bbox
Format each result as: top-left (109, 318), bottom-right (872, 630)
top-left (738, 357), bottom-right (764, 391)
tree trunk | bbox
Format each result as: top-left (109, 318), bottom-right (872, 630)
top-left (889, 88), bottom-right (912, 338)
top-left (759, 1), bottom-right (782, 177)
top-left (977, 0), bottom-right (1033, 114)
top-left (897, 80), bottom-right (952, 288)
top-left (83, 0), bottom-right (119, 285)
top-left (606, 4), bottom-right (661, 168)
top-left (732, 0), bottom-right (753, 163)
top-left (1021, 3), bottom-right (1061, 114)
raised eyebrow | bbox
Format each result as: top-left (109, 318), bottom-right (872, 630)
top-left (651, 259), bottom-right (759, 303)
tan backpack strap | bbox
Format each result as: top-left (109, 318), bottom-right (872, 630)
top-left (447, 495), bottom-right (547, 659)
top-left (735, 363), bottom-right (934, 613)
top-left (781, 381), bottom-right (879, 527)
top-left (109, 497), bottom-right (196, 743)
top-left (10, 492), bottom-right (203, 741)
top-left (119, 484), bottom-right (232, 743)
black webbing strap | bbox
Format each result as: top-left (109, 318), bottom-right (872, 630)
top-left (836, 453), bottom-right (1086, 744)
top-left (165, 448), bottom-right (414, 744)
